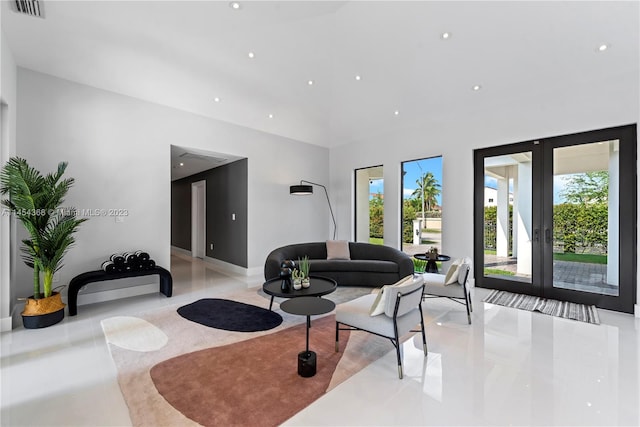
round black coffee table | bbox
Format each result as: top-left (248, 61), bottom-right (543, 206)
top-left (413, 253), bottom-right (451, 273)
top-left (262, 276), bottom-right (337, 311)
top-left (280, 297), bottom-right (336, 377)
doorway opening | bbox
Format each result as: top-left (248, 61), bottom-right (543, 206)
top-left (170, 145), bottom-right (248, 268)
top-left (191, 180), bottom-right (206, 259)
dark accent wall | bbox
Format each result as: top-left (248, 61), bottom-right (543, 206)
top-left (171, 179), bottom-right (192, 250)
top-left (170, 158), bottom-right (248, 268)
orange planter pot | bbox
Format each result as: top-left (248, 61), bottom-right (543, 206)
top-left (21, 292), bottom-right (66, 329)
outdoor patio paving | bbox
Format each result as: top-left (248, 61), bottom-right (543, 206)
top-left (403, 242), bottom-right (617, 296)
top-left (483, 254), bottom-right (618, 296)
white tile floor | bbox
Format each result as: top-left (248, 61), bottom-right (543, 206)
top-left (2, 253), bottom-right (639, 426)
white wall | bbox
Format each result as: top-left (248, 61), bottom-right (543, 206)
top-left (330, 72), bottom-right (639, 311)
top-left (0, 27), bottom-right (17, 331)
top-left (14, 69), bottom-right (330, 305)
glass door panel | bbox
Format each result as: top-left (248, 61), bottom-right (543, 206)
top-left (551, 140), bottom-right (619, 296)
top-left (483, 152), bottom-right (533, 284)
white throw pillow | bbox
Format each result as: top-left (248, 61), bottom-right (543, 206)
top-left (444, 259), bottom-right (463, 285)
top-left (369, 285), bottom-right (390, 316)
top-left (383, 275), bottom-right (421, 315)
top-left (326, 240), bottom-right (351, 260)
top-left (370, 275), bottom-right (414, 316)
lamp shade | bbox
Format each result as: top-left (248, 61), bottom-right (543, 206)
top-left (290, 184), bottom-right (313, 195)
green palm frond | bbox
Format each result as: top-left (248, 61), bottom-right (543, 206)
top-left (1, 157), bottom-right (87, 298)
top-left (40, 213), bottom-right (87, 271)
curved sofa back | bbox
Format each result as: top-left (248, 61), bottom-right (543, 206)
top-left (264, 242), bottom-right (414, 286)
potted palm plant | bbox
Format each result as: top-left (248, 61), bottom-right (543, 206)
top-left (0, 157), bottom-right (87, 328)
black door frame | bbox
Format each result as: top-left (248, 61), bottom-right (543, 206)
top-left (474, 124), bottom-right (637, 314)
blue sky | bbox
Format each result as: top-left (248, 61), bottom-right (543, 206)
top-left (367, 157), bottom-right (443, 205)
top-left (401, 157), bottom-right (443, 204)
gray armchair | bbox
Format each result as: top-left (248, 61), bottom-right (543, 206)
top-left (335, 276), bottom-right (427, 379)
top-left (422, 261), bottom-right (472, 324)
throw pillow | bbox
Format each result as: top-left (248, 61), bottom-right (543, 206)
top-left (370, 275), bottom-right (414, 316)
top-left (369, 285), bottom-right (390, 316)
top-left (444, 259), bottom-right (463, 285)
top-left (326, 240), bottom-right (351, 260)
top-left (384, 275), bottom-right (420, 315)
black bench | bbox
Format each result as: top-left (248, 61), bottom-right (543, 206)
top-left (68, 266), bottom-right (173, 316)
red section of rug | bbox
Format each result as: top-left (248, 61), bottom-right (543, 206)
top-left (150, 315), bottom-right (349, 427)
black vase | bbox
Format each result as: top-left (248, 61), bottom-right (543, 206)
top-left (279, 267), bottom-right (292, 293)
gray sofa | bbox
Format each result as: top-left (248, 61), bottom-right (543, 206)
top-left (264, 242), bottom-right (414, 287)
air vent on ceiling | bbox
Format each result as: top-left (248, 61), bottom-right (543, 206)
top-left (179, 152), bottom-right (228, 164)
top-left (13, 0), bottom-right (44, 18)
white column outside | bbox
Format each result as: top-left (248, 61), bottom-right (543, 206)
top-left (496, 172), bottom-right (510, 258)
top-left (607, 144), bottom-right (619, 286)
top-left (413, 219), bottom-right (422, 245)
top-left (355, 172), bottom-right (370, 242)
top-left (516, 161), bottom-right (532, 276)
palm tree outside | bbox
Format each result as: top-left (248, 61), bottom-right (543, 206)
top-left (411, 171), bottom-right (441, 218)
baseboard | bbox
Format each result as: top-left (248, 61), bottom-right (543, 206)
top-left (172, 246), bottom-right (260, 277)
top-left (77, 283), bottom-right (158, 307)
top-left (203, 256), bottom-right (251, 276)
top-left (0, 315), bottom-right (11, 332)
top-left (170, 246), bottom-right (192, 257)
top-left (246, 266), bottom-right (263, 277)
top-left (11, 304), bottom-right (22, 329)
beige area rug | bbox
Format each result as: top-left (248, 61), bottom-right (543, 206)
top-left (102, 287), bottom-right (392, 426)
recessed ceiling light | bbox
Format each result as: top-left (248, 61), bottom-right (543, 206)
top-left (394, 110), bottom-right (400, 116)
top-left (214, 97), bottom-right (221, 103)
top-left (229, 2), bottom-right (241, 10)
top-left (597, 44), bottom-right (609, 52)
top-left (473, 85), bottom-right (482, 91)
top-left (307, 80), bottom-right (314, 86)
top-left (441, 32), bottom-right (451, 40)
top-left (355, 75), bottom-right (361, 81)
top-left (268, 113), bottom-right (274, 119)
top-left (248, 51), bottom-right (255, 59)
top-left (179, 162), bottom-right (184, 167)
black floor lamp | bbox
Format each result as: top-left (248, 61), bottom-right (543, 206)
top-left (290, 180), bottom-right (337, 240)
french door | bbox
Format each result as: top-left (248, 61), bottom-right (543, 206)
top-left (474, 125), bottom-right (637, 313)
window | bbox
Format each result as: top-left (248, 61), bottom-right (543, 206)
top-left (354, 166), bottom-right (383, 244)
top-left (401, 157), bottom-right (443, 261)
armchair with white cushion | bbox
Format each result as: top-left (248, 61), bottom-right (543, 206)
top-left (335, 275), bottom-right (427, 379)
top-left (422, 259), bottom-right (472, 324)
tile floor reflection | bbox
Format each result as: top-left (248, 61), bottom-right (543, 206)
top-left (2, 252), bottom-right (639, 426)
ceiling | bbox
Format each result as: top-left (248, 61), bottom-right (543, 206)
top-left (2, 1), bottom-right (639, 150)
top-left (170, 145), bottom-right (244, 180)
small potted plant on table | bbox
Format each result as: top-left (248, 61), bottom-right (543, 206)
top-left (298, 256), bottom-right (310, 288)
top-left (1, 157), bottom-right (87, 328)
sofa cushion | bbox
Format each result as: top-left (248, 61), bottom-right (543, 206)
top-left (264, 242), bottom-right (415, 287)
top-left (309, 259), bottom-right (398, 273)
top-left (326, 240), bottom-right (351, 260)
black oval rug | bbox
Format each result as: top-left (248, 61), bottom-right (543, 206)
top-left (177, 299), bottom-right (283, 332)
